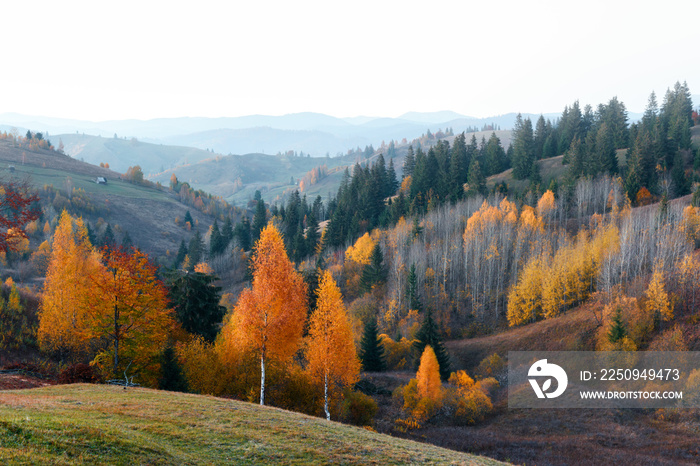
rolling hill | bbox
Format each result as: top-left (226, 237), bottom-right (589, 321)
top-left (0, 140), bottom-right (218, 261)
top-left (55, 134), bottom-right (217, 176)
top-left (0, 384), bottom-right (502, 465)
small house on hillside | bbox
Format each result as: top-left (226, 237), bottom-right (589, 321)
top-left (96, 177), bottom-right (107, 184)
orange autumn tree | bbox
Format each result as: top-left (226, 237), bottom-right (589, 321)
top-left (306, 270), bottom-right (360, 420)
top-left (226, 223), bottom-right (307, 405)
top-left (38, 211), bottom-right (103, 357)
top-left (86, 247), bottom-right (175, 381)
top-left (417, 345), bottom-right (443, 403)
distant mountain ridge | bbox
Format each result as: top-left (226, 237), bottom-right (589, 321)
top-left (0, 102), bottom-right (661, 161)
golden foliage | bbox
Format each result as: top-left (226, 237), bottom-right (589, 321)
top-left (379, 334), bottom-right (415, 370)
top-left (345, 232), bottom-right (375, 266)
top-left (509, 224), bottom-right (620, 326)
top-left (507, 255), bottom-right (543, 326)
top-left (194, 262), bottom-right (214, 274)
top-left (646, 263), bottom-right (672, 322)
top-left (306, 271), bottom-right (360, 418)
top-left (219, 223), bottom-right (307, 402)
top-left (416, 346), bottom-right (442, 403)
top-left (38, 211), bottom-right (102, 356)
top-left (445, 370), bottom-right (494, 424)
top-left (536, 190), bottom-right (556, 218)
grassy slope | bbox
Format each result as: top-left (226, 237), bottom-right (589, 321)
top-left (0, 141), bottom-right (215, 260)
top-left (0, 385), bottom-right (503, 465)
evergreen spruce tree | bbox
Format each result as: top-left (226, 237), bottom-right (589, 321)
top-left (121, 231), bottom-right (133, 249)
top-left (413, 309), bottom-right (451, 380)
top-left (607, 307), bottom-right (627, 344)
top-left (361, 244), bottom-right (386, 293)
top-left (467, 159), bottom-right (486, 196)
top-left (167, 271), bottom-right (225, 342)
top-left (222, 216), bottom-right (234, 248)
top-left (209, 219), bottom-right (223, 256)
top-left (100, 224), bottom-right (115, 249)
top-left (671, 151), bottom-right (690, 196)
top-left (158, 344), bottom-right (188, 392)
top-left (511, 114), bottom-right (536, 180)
top-left (406, 263), bottom-right (421, 311)
top-left (184, 210), bottom-right (194, 227)
top-left (359, 317), bottom-right (386, 372)
top-left (252, 198), bottom-right (267, 242)
top-left (188, 230), bottom-right (204, 269)
top-left (403, 145), bottom-right (416, 179)
top-left (173, 239), bottom-right (188, 269)
top-left (449, 133), bottom-right (469, 200)
top-left (387, 158), bottom-right (399, 195)
top-left (233, 216), bottom-right (252, 251)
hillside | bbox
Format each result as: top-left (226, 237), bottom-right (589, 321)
top-left (0, 140), bottom-right (217, 260)
top-left (149, 129), bottom-right (514, 206)
top-left (56, 134), bottom-right (216, 176)
top-left (0, 384), bottom-right (502, 465)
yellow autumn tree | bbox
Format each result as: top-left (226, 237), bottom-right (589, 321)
top-left (345, 232), bottom-right (375, 265)
top-left (38, 211), bottom-right (103, 357)
top-left (221, 222), bottom-right (307, 405)
top-left (646, 263), bottom-right (672, 322)
top-left (306, 271), bottom-right (360, 420)
top-left (537, 189), bottom-right (556, 225)
top-left (507, 256), bottom-right (544, 326)
top-left (400, 345), bottom-right (444, 422)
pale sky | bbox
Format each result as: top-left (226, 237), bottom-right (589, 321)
top-left (1, 0), bottom-right (698, 121)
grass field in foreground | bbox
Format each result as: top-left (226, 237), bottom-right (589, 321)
top-left (0, 384), bottom-right (504, 465)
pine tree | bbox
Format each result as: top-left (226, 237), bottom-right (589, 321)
top-left (511, 114), bottom-right (536, 180)
top-left (467, 159), bottom-right (486, 196)
top-left (173, 240), bottom-right (187, 269)
top-left (607, 307), bottom-right (627, 344)
top-left (413, 309), bottom-right (451, 380)
top-left (406, 263), bottom-right (421, 311)
top-left (449, 133), bottom-right (468, 200)
top-left (221, 216), bottom-right (234, 248)
top-left (403, 145), bottom-right (416, 179)
top-left (359, 317), bottom-right (386, 372)
top-left (187, 230), bottom-right (204, 270)
top-left (252, 199), bottom-right (267, 242)
top-left (100, 224), bottom-right (115, 248)
top-left (361, 244), bottom-right (386, 293)
top-left (158, 344), bottom-right (188, 392)
top-left (167, 270), bottom-right (225, 342)
top-left (209, 219), bottom-right (223, 256)
top-left (121, 231), bottom-right (133, 249)
top-left (184, 211), bottom-right (194, 227)
top-left (233, 216), bottom-right (252, 251)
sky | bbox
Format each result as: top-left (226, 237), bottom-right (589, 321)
top-left (1, 0), bottom-right (698, 121)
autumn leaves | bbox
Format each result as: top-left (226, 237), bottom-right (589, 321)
top-left (38, 216), bottom-right (360, 418)
top-left (38, 211), bottom-right (174, 383)
top-left (220, 224), bottom-right (360, 414)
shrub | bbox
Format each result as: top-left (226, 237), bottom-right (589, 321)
top-left (475, 353), bottom-right (506, 381)
top-left (340, 389), bottom-right (378, 426)
top-left (58, 363), bottom-right (100, 384)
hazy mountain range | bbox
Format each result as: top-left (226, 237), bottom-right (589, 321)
top-left (0, 110), bottom-right (582, 159)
